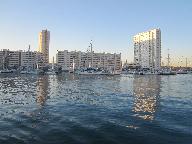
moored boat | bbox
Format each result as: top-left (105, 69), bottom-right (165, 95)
top-left (0, 69), bottom-right (13, 73)
top-left (158, 69), bottom-right (176, 75)
top-left (176, 69), bottom-right (188, 74)
top-left (77, 68), bottom-right (110, 75)
top-left (20, 69), bottom-right (44, 75)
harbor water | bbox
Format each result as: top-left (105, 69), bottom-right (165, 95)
top-left (0, 74), bottom-right (191, 144)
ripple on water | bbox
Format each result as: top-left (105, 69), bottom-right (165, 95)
top-left (0, 74), bottom-right (192, 144)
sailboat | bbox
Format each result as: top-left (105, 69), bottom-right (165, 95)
top-left (177, 58), bottom-right (189, 74)
top-left (0, 69), bottom-right (13, 73)
top-left (20, 64), bottom-right (44, 75)
top-left (159, 49), bottom-right (176, 75)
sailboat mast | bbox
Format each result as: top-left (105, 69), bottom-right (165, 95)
top-left (186, 58), bottom-right (188, 68)
top-left (167, 49), bottom-right (170, 68)
top-left (72, 58), bottom-right (75, 72)
top-left (114, 53), bottom-right (116, 72)
top-left (52, 56), bottom-right (54, 70)
top-left (90, 40), bottom-right (93, 67)
top-left (2, 56), bottom-right (5, 70)
top-left (27, 45), bottom-right (30, 71)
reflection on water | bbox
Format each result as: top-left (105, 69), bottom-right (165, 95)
top-left (0, 74), bottom-right (191, 144)
top-left (36, 76), bottom-right (49, 106)
top-left (133, 75), bottom-right (161, 120)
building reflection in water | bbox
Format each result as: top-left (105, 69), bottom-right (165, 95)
top-left (133, 75), bottom-right (161, 121)
top-left (36, 75), bottom-right (49, 106)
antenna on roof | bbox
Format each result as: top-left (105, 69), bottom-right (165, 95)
top-left (28, 45), bottom-right (31, 52)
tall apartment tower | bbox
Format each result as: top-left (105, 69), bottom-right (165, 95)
top-left (134, 28), bottom-right (161, 71)
top-left (38, 29), bottom-right (50, 64)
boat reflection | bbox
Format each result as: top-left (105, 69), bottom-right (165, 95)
top-left (133, 75), bottom-right (161, 120)
top-left (36, 75), bottom-right (49, 106)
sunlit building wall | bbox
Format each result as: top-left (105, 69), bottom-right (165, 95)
top-left (0, 49), bottom-right (10, 69)
top-left (0, 49), bottom-right (21, 69)
top-left (21, 50), bottom-right (37, 69)
top-left (38, 29), bottom-right (50, 64)
top-left (21, 51), bottom-right (45, 69)
top-left (56, 50), bottom-right (121, 71)
top-left (8, 50), bottom-right (21, 68)
top-left (34, 51), bottom-right (46, 69)
top-left (56, 50), bottom-right (81, 70)
top-left (134, 28), bottom-right (161, 71)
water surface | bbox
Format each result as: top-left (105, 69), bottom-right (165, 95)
top-left (0, 74), bottom-right (191, 144)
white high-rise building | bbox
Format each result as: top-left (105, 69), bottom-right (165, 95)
top-left (134, 28), bottom-right (161, 71)
top-left (38, 29), bottom-right (50, 64)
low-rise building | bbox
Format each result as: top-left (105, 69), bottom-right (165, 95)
top-left (56, 50), bottom-right (121, 71)
top-left (21, 50), bottom-right (45, 70)
top-left (8, 51), bottom-right (21, 69)
top-left (0, 49), bottom-right (21, 69)
top-left (0, 49), bottom-right (46, 70)
top-left (21, 50), bottom-right (37, 69)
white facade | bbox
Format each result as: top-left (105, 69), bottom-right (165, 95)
top-left (38, 29), bottom-right (50, 64)
top-left (56, 50), bottom-right (121, 71)
top-left (134, 28), bottom-right (161, 71)
top-left (34, 51), bottom-right (46, 68)
top-left (8, 50), bottom-right (21, 68)
top-left (0, 49), bottom-right (9, 69)
top-left (21, 51), bottom-right (45, 69)
top-left (56, 50), bottom-right (81, 70)
top-left (21, 51), bottom-right (37, 69)
top-left (0, 49), bottom-right (46, 70)
top-left (0, 49), bottom-right (21, 69)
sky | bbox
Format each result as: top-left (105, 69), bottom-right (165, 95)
top-left (0, 0), bottom-right (192, 66)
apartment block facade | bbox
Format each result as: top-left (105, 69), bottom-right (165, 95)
top-left (56, 50), bottom-right (121, 71)
top-left (0, 49), bottom-right (21, 69)
top-left (20, 51), bottom-right (37, 69)
top-left (134, 28), bottom-right (161, 71)
top-left (38, 29), bottom-right (50, 64)
top-left (20, 50), bottom-right (45, 69)
top-left (0, 49), bottom-right (45, 70)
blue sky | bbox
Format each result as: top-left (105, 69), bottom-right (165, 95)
top-left (0, 0), bottom-right (192, 65)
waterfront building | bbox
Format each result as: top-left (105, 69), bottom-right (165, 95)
top-left (0, 49), bottom-right (10, 69)
top-left (38, 29), bottom-right (50, 64)
top-left (34, 51), bottom-right (46, 69)
top-left (21, 50), bottom-right (37, 69)
top-left (0, 49), bottom-right (21, 69)
top-left (56, 50), bottom-right (121, 71)
top-left (134, 28), bottom-right (161, 71)
top-left (8, 50), bottom-right (21, 69)
top-left (21, 50), bottom-right (45, 70)
top-left (0, 48), bottom-right (46, 70)
top-left (56, 50), bottom-right (81, 70)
